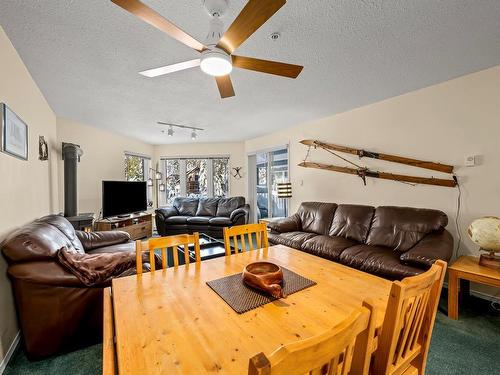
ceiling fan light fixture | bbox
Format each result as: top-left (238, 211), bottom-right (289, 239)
top-left (200, 48), bottom-right (232, 77)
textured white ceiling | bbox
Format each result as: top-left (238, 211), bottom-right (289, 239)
top-left (1, 0), bottom-right (500, 144)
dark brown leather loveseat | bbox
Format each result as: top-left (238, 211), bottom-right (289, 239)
top-left (156, 196), bottom-right (250, 238)
top-left (268, 202), bottom-right (453, 280)
top-left (1, 214), bottom-right (136, 359)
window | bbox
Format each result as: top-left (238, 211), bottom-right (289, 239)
top-left (124, 154), bottom-right (146, 181)
top-left (213, 158), bottom-right (229, 197)
top-left (124, 152), bottom-right (152, 205)
top-left (186, 159), bottom-right (208, 197)
top-left (160, 157), bottom-right (230, 204)
top-left (165, 159), bottom-right (180, 206)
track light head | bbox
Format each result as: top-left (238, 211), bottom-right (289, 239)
top-left (167, 125), bottom-right (174, 136)
top-left (191, 130), bottom-right (197, 140)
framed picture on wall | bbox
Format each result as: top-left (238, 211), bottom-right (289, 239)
top-left (1, 103), bottom-right (28, 160)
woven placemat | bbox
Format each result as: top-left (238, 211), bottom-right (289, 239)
top-left (206, 267), bottom-right (316, 314)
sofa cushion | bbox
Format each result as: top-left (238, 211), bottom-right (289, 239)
top-left (208, 216), bottom-right (233, 226)
top-left (329, 205), bottom-right (374, 243)
top-left (173, 197), bottom-right (199, 216)
top-left (216, 197), bottom-right (245, 217)
top-left (1, 215), bottom-right (85, 263)
top-left (196, 197), bottom-right (220, 216)
top-left (165, 216), bottom-right (191, 224)
top-left (301, 235), bottom-right (358, 261)
top-left (38, 215), bottom-right (85, 251)
top-left (339, 245), bottom-right (424, 280)
top-left (268, 231), bottom-right (317, 249)
top-left (297, 202), bottom-right (338, 235)
top-left (187, 216), bottom-right (211, 225)
top-left (366, 206), bottom-right (448, 252)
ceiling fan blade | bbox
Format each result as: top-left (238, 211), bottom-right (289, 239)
top-left (111, 0), bottom-right (206, 52)
top-left (215, 75), bottom-right (235, 98)
top-left (139, 59), bottom-right (201, 78)
top-left (232, 55), bottom-right (303, 78)
top-left (216, 0), bottom-right (286, 54)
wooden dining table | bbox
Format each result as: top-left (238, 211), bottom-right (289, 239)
top-left (110, 245), bottom-right (392, 374)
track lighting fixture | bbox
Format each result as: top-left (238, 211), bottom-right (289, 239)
top-left (158, 122), bottom-right (204, 141)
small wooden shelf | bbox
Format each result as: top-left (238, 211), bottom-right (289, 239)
top-left (95, 212), bottom-right (152, 240)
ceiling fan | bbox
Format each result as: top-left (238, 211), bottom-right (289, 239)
top-left (111, 0), bottom-right (304, 98)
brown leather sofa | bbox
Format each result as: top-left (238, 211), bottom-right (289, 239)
top-left (156, 196), bottom-right (250, 238)
top-left (1, 214), bottom-right (136, 359)
top-left (268, 202), bottom-right (453, 280)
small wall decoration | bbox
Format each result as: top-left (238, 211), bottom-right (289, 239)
top-left (39, 136), bottom-right (49, 161)
top-left (232, 167), bottom-right (243, 179)
top-left (1, 103), bottom-right (28, 160)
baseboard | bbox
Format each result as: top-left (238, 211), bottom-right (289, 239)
top-left (442, 281), bottom-right (500, 302)
top-left (0, 331), bottom-right (20, 375)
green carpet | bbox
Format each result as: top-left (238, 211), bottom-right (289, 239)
top-left (4, 292), bottom-right (499, 374)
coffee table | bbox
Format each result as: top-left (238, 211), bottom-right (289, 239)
top-left (176, 233), bottom-right (233, 264)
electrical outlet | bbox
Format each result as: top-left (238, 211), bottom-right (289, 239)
top-left (465, 155), bottom-right (476, 167)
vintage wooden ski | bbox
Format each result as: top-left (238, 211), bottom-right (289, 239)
top-left (300, 140), bottom-right (454, 174)
top-left (298, 161), bottom-right (457, 187)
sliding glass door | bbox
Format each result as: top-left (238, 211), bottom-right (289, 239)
top-left (254, 147), bottom-right (289, 220)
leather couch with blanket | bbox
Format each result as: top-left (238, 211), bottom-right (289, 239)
top-left (1, 214), bottom-right (140, 359)
top-left (155, 196), bottom-right (250, 238)
top-left (268, 202), bottom-right (453, 280)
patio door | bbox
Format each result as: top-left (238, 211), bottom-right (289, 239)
top-left (249, 146), bottom-right (289, 221)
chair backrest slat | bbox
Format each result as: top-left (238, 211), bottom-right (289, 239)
top-left (248, 300), bottom-right (377, 375)
top-left (223, 223), bottom-right (269, 255)
top-left (135, 233), bottom-right (201, 274)
top-left (373, 260), bottom-right (446, 375)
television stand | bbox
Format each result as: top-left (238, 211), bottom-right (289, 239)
top-left (95, 212), bottom-right (152, 240)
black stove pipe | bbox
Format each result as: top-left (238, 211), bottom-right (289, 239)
top-left (62, 143), bottom-right (83, 217)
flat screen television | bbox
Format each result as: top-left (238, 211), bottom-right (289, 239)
top-left (102, 181), bottom-right (147, 218)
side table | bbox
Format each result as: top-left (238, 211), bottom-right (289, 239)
top-left (448, 255), bottom-right (500, 320)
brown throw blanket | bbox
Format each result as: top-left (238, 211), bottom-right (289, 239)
top-left (57, 247), bottom-right (143, 286)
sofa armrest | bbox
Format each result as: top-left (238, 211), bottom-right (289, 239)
top-left (230, 205), bottom-right (250, 223)
top-left (155, 207), bottom-right (179, 221)
top-left (400, 230), bottom-right (454, 268)
top-left (8, 261), bottom-right (87, 288)
top-left (267, 214), bottom-right (301, 233)
top-left (76, 230), bottom-right (130, 251)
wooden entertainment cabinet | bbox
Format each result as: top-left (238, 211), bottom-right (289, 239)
top-left (95, 212), bottom-right (152, 240)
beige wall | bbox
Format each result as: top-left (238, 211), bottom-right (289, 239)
top-left (57, 117), bottom-right (154, 216)
top-left (154, 142), bottom-right (246, 199)
top-left (0, 27), bottom-right (58, 364)
top-left (246, 65), bottom-right (500, 298)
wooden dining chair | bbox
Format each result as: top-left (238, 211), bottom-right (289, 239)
top-left (372, 260), bottom-right (447, 375)
top-left (102, 287), bottom-right (117, 375)
top-left (223, 223), bottom-right (269, 256)
top-left (248, 300), bottom-right (377, 375)
top-left (135, 233), bottom-right (201, 274)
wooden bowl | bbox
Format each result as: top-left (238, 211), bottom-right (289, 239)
top-left (242, 262), bottom-right (286, 298)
